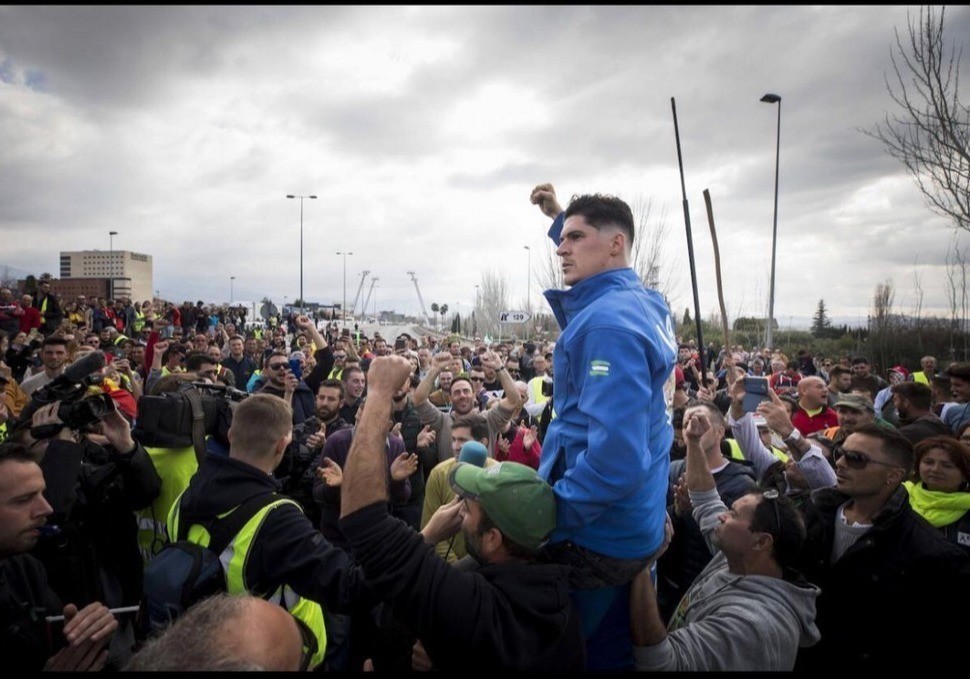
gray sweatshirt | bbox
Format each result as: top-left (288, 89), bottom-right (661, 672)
top-left (634, 488), bottom-right (821, 671)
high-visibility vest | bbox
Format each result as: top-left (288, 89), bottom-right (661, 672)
top-left (168, 492), bottom-right (326, 668)
top-left (527, 376), bottom-right (550, 407)
top-left (135, 445), bottom-right (200, 563)
top-left (133, 310), bottom-right (146, 332)
top-left (726, 437), bottom-right (789, 464)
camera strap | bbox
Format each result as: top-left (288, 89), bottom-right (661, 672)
top-left (182, 387), bottom-right (207, 466)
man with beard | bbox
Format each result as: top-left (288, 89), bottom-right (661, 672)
top-left (413, 351), bottom-right (521, 466)
top-left (428, 369), bottom-right (453, 409)
top-left (19, 337), bottom-right (69, 398)
top-left (891, 382), bottom-right (950, 446)
top-left (826, 366), bottom-right (852, 407)
top-left (337, 355), bottom-right (584, 672)
top-left (258, 350), bottom-right (316, 425)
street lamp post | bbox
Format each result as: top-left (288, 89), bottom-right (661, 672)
top-left (108, 231), bottom-right (118, 299)
top-left (760, 93), bottom-right (781, 351)
top-left (523, 245), bottom-right (531, 340)
top-left (286, 194), bottom-right (317, 313)
top-left (336, 251), bottom-right (354, 326)
top-left (230, 276), bottom-right (235, 304)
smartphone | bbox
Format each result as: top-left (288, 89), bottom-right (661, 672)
top-left (394, 338), bottom-right (406, 351)
top-left (742, 376), bottom-right (770, 412)
top-left (288, 357), bottom-right (303, 376)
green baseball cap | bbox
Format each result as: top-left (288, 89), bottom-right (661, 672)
top-left (448, 461), bottom-right (556, 552)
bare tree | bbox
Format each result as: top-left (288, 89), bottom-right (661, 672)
top-left (912, 257), bottom-right (925, 351)
top-left (871, 279), bottom-right (897, 371)
top-left (944, 234), bottom-right (967, 359)
top-left (533, 194), bottom-right (679, 303)
top-left (476, 269), bottom-right (510, 340)
top-left (864, 6), bottom-right (970, 232)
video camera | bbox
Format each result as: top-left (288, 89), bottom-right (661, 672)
top-left (132, 380), bottom-right (247, 451)
top-left (13, 351), bottom-right (115, 437)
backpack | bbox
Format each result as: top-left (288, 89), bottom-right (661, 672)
top-left (141, 492), bottom-right (278, 635)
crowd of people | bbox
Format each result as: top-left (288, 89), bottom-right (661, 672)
top-left (2, 183), bottom-right (970, 671)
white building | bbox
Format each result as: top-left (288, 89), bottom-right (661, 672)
top-left (59, 249), bottom-right (154, 302)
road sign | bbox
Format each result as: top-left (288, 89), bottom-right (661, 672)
top-left (499, 310), bottom-right (531, 324)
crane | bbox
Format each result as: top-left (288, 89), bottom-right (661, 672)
top-left (362, 277), bottom-right (379, 321)
top-left (349, 269), bottom-right (370, 320)
top-left (407, 271), bottom-right (432, 328)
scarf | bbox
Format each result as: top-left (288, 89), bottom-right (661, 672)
top-left (903, 480), bottom-right (970, 527)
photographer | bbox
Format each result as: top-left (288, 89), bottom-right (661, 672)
top-left (25, 388), bottom-right (160, 668)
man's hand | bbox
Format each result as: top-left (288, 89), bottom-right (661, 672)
top-left (420, 495), bottom-right (463, 545)
top-left (756, 388), bottom-right (794, 438)
top-left (315, 458), bottom-right (343, 487)
top-left (44, 602), bottom-right (118, 671)
top-left (366, 356), bottom-right (414, 399)
top-left (306, 423), bottom-right (327, 451)
top-left (497, 435), bottom-right (511, 456)
top-left (295, 315), bottom-right (313, 330)
top-left (389, 422), bottom-right (403, 440)
top-left (530, 183), bottom-right (564, 219)
top-left (100, 403), bottom-right (135, 453)
top-left (411, 640), bottom-right (433, 672)
top-left (672, 475), bottom-right (692, 517)
top-left (431, 352), bottom-right (452, 371)
top-left (283, 371), bottom-right (299, 394)
top-left (522, 424), bottom-right (538, 450)
top-left (416, 424), bottom-right (436, 449)
top-left (478, 351), bottom-right (503, 372)
top-left (31, 402), bottom-right (72, 440)
top-left (390, 452), bottom-right (418, 481)
top-left (683, 409), bottom-right (710, 443)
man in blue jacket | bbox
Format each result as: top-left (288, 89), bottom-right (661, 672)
top-left (529, 183), bottom-right (678, 669)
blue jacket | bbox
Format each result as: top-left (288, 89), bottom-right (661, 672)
top-left (540, 214), bottom-right (678, 559)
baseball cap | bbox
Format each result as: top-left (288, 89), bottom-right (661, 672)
top-left (833, 393), bottom-right (875, 413)
top-left (890, 365), bottom-right (910, 377)
top-left (448, 461), bottom-right (555, 552)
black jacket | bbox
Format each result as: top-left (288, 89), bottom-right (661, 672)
top-left (0, 554), bottom-right (63, 671)
top-left (176, 454), bottom-right (371, 615)
top-left (340, 502), bottom-right (585, 671)
top-left (258, 380), bottom-right (316, 425)
top-left (34, 438), bottom-right (161, 607)
top-left (796, 485), bottom-right (970, 670)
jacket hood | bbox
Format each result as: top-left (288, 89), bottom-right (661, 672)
top-left (728, 568), bottom-right (822, 648)
top-left (543, 267), bottom-right (641, 329)
top-left (177, 454), bottom-right (281, 520)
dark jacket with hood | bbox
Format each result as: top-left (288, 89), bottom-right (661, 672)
top-left (796, 485), bottom-right (970, 670)
top-left (339, 502), bottom-right (586, 671)
top-left (175, 454), bottom-right (371, 615)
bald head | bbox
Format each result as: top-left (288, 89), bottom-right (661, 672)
top-left (220, 597), bottom-right (305, 671)
top-left (797, 376), bottom-right (828, 409)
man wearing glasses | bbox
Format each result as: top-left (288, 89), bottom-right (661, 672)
top-left (259, 350), bottom-right (316, 425)
top-left (795, 425), bottom-right (970, 670)
top-left (631, 409), bottom-right (820, 671)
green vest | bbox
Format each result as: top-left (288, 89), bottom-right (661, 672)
top-left (725, 437), bottom-right (789, 464)
top-left (133, 309), bottom-right (146, 332)
top-left (167, 492), bottom-right (326, 668)
top-left (135, 445), bottom-right (199, 563)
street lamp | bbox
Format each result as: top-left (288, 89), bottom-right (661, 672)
top-left (760, 93), bottom-right (781, 351)
top-left (523, 245), bottom-right (531, 339)
top-left (286, 194), bottom-right (317, 313)
top-left (372, 280), bottom-right (379, 321)
top-left (336, 251), bottom-right (354, 327)
top-left (230, 276), bottom-right (235, 304)
top-left (108, 231), bottom-right (118, 299)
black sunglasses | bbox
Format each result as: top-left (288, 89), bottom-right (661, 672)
top-left (834, 444), bottom-right (900, 470)
top-left (292, 615), bottom-right (318, 671)
top-left (268, 362), bottom-right (289, 371)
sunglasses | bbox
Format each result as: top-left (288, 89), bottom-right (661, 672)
top-left (762, 488), bottom-right (781, 534)
top-left (469, 376), bottom-right (484, 382)
top-left (292, 615), bottom-right (318, 671)
top-left (835, 444), bottom-right (900, 470)
top-left (268, 362), bottom-right (289, 371)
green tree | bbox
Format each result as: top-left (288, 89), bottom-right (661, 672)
top-left (811, 299), bottom-right (831, 337)
top-left (683, 308), bottom-right (692, 327)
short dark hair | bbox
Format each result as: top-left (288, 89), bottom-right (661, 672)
top-left (318, 379), bottom-right (345, 400)
top-left (891, 381), bottom-right (933, 411)
top-left (747, 489), bottom-right (806, 572)
top-left (852, 357), bottom-right (869, 366)
top-left (0, 441), bottom-right (38, 465)
top-left (829, 365), bottom-right (851, 379)
top-left (564, 193), bottom-right (635, 245)
top-left (184, 352), bottom-right (214, 372)
top-left (851, 423), bottom-right (914, 474)
top-left (41, 336), bottom-right (68, 350)
top-left (944, 362), bottom-right (970, 382)
top-left (451, 414), bottom-right (488, 442)
top-left (477, 508), bottom-right (538, 560)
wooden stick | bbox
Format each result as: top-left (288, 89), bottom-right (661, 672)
top-left (703, 189), bottom-right (730, 355)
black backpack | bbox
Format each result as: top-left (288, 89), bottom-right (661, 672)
top-left (141, 493), bottom-right (279, 635)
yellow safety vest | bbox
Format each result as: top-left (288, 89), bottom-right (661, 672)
top-left (135, 445), bottom-right (200, 563)
top-left (527, 377), bottom-right (550, 407)
top-left (726, 437), bottom-right (789, 464)
top-left (913, 371), bottom-right (930, 385)
top-left (133, 310), bottom-right (146, 332)
top-left (168, 493), bottom-right (326, 668)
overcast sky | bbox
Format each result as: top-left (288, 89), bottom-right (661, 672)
top-left (1, 5), bottom-right (968, 328)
